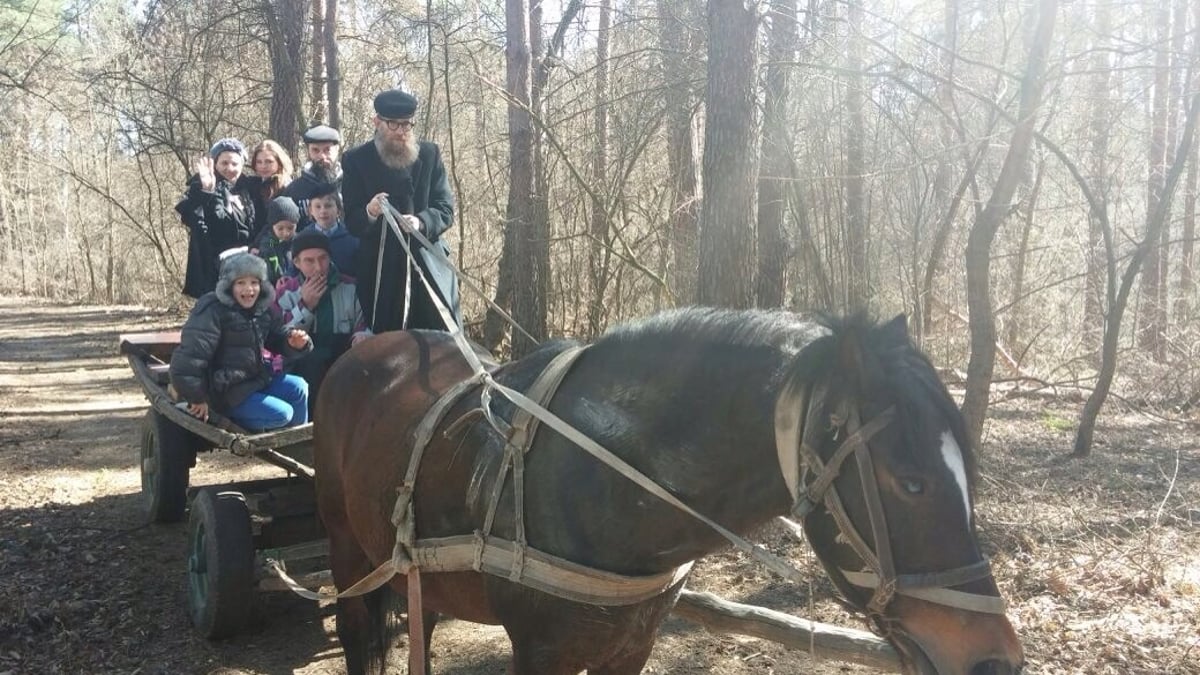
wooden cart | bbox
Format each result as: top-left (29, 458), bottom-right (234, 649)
top-left (120, 331), bottom-right (329, 639)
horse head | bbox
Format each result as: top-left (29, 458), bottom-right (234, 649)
top-left (777, 314), bottom-right (1024, 675)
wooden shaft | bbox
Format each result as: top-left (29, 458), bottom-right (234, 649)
top-left (672, 589), bottom-right (903, 672)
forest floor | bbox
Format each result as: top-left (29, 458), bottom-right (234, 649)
top-left (0, 296), bottom-right (1197, 675)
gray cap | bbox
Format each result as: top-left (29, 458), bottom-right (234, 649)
top-left (302, 125), bottom-right (341, 144)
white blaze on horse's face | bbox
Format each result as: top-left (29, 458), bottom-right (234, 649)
top-left (938, 430), bottom-right (971, 522)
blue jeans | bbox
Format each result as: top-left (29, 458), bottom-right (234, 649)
top-left (228, 373), bottom-right (309, 431)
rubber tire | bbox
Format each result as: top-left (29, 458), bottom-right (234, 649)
top-left (139, 409), bottom-right (195, 523)
top-left (187, 489), bottom-right (256, 639)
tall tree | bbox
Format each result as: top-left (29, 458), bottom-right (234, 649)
top-left (266, 0), bottom-right (306, 145)
top-left (309, 0), bottom-right (325, 122)
top-left (323, 0), bottom-right (339, 127)
top-left (843, 0), bottom-right (868, 309)
top-left (658, 0), bottom-right (701, 305)
top-left (1138, 0), bottom-right (1172, 358)
top-left (1074, 89), bottom-right (1200, 457)
top-left (587, 0), bottom-right (613, 335)
top-left (502, 0), bottom-right (540, 356)
top-left (755, 0), bottom-right (797, 309)
top-left (1083, 0), bottom-right (1113, 359)
top-left (961, 0), bottom-right (1058, 449)
top-left (697, 0), bottom-right (759, 308)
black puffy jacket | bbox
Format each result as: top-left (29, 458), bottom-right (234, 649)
top-left (176, 174), bottom-right (258, 298)
top-left (169, 276), bottom-right (309, 411)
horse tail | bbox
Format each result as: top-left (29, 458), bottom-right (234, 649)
top-left (362, 583), bottom-right (405, 674)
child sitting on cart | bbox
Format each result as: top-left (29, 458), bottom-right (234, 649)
top-left (170, 250), bottom-right (313, 431)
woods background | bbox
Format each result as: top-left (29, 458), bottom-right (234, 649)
top-left (2, 0), bottom-right (1198, 453)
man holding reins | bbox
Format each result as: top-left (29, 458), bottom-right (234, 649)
top-left (342, 89), bottom-right (460, 332)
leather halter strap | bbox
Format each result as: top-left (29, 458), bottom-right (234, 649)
top-left (781, 388), bottom-right (1008, 616)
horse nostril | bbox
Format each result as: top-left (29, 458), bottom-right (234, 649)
top-left (970, 660), bottom-right (1022, 675)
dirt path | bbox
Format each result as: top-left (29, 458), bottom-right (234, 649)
top-left (0, 298), bottom-right (864, 674)
top-left (1, 296), bottom-right (1197, 674)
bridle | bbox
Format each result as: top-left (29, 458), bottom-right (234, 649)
top-left (775, 382), bottom-right (1007, 621)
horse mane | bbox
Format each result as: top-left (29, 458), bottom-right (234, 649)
top-left (788, 311), bottom-right (979, 487)
top-left (585, 307), bottom-right (974, 484)
top-left (594, 306), bottom-right (818, 352)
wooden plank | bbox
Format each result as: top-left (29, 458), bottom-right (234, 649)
top-left (119, 331), bottom-right (182, 360)
top-left (672, 589), bottom-right (902, 672)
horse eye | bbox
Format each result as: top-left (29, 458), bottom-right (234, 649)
top-left (900, 478), bottom-right (924, 495)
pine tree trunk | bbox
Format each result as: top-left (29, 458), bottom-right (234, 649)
top-left (1138, 2), bottom-right (1171, 358)
top-left (755, 0), bottom-right (797, 309)
top-left (1083, 0), bottom-right (1112, 361)
top-left (843, 0), bottom-right (868, 309)
top-left (658, 0), bottom-right (700, 306)
top-left (324, 0), bottom-right (340, 128)
top-left (266, 0), bottom-right (306, 146)
top-left (587, 0), bottom-right (613, 335)
top-left (697, 0), bottom-right (759, 308)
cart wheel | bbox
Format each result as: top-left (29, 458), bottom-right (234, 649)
top-left (187, 489), bottom-right (256, 639)
top-left (139, 409), bottom-right (196, 523)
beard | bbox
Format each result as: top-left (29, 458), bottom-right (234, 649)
top-left (310, 162), bottom-right (337, 182)
top-left (374, 131), bottom-right (420, 170)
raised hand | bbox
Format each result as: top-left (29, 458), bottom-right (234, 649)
top-left (194, 155), bottom-right (216, 191)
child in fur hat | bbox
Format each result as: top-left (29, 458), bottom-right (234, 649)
top-left (169, 251), bottom-right (313, 431)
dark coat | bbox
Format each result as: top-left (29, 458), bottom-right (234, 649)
top-left (244, 174), bottom-right (289, 238)
top-left (169, 271), bottom-right (309, 412)
top-left (342, 139), bottom-right (459, 332)
top-left (176, 174), bottom-right (258, 298)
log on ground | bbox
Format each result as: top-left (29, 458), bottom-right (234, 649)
top-left (672, 589), bottom-right (902, 672)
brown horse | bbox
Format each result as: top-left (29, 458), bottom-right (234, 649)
top-left (314, 308), bottom-right (1024, 674)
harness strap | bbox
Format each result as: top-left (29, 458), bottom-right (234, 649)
top-left (410, 535), bottom-right (694, 606)
top-left (792, 408), bottom-right (895, 518)
top-left (841, 570), bottom-right (1007, 615)
top-left (847, 408), bottom-right (897, 614)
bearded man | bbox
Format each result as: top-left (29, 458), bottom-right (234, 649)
top-left (342, 89), bottom-right (460, 333)
top-left (283, 124), bottom-right (343, 230)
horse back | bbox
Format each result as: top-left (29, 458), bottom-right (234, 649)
top-left (314, 331), bottom-right (480, 565)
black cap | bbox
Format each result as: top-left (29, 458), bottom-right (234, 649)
top-left (266, 197), bottom-right (300, 225)
top-left (374, 89), bottom-right (418, 119)
top-left (302, 124), bottom-right (341, 144)
top-left (291, 228), bottom-right (331, 257)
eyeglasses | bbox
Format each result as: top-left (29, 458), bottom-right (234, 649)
top-left (381, 118), bottom-right (416, 132)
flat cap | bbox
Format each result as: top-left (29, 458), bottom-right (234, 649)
top-left (291, 228), bottom-right (332, 257)
top-left (266, 196), bottom-right (300, 225)
top-left (374, 89), bottom-right (418, 119)
top-left (302, 124), bottom-right (341, 144)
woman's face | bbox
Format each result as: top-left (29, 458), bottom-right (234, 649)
top-left (253, 150), bottom-right (280, 178)
top-left (215, 151), bottom-right (244, 182)
top-left (231, 276), bottom-right (261, 309)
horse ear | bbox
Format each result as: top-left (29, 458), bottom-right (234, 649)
top-left (880, 313), bottom-right (909, 345)
top-left (835, 323), bottom-right (872, 394)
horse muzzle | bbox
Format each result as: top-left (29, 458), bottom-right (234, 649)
top-left (887, 595), bottom-right (1024, 675)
